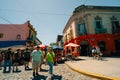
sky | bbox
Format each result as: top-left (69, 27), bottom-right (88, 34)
top-left (0, 0), bottom-right (120, 45)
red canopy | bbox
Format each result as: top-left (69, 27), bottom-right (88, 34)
top-left (39, 44), bottom-right (46, 48)
top-left (65, 43), bottom-right (79, 47)
top-left (33, 44), bottom-right (46, 49)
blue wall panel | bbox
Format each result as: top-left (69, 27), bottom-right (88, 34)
top-left (0, 40), bottom-right (26, 48)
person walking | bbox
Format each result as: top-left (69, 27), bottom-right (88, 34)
top-left (12, 49), bottom-right (20, 72)
top-left (31, 46), bottom-right (42, 77)
top-left (92, 46), bottom-right (97, 60)
top-left (23, 48), bottom-right (31, 70)
top-left (0, 50), bottom-right (3, 70)
top-left (3, 48), bottom-right (13, 73)
top-left (45, 46), bottom-right (55, 78)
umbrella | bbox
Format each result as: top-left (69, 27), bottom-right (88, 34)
top-left (33, 44), bottom-right (46, 49)
top-left (65, 43), bottom-right (79, 47)
top-left (52, 45), bottom-right (63, 50)
top-left (39, 44), bottom-right (46, 49)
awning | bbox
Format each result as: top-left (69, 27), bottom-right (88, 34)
top-left (65, 43), bottom-right (79, 47)
top-left (33, 44), bottom-right (46, 49)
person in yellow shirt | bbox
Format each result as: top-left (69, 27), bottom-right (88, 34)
top-left (45, 46), bottom-right (55, 78)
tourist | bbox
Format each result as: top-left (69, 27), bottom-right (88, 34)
top-left (45, 46), bottom-right (55, 78)
top-left (3, 48), bottom-right (13, 73)
top-left (23, 48), bottom-right (31, 70)
top-left (31, 46), bottom-right (42, 77)
top-left (12, 49), bottom-right (20, 72)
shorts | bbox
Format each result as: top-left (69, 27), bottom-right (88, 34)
top-left (13, 59), bottom-right (19, 63)
top-left (24, 58), bottom-right (30, 62)
top-left (32, 61), bottom-right (40, 69)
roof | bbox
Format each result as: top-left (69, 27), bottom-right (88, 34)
top-left (73, 5), bottom-right (120, 13)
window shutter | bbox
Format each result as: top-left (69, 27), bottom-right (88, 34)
top-left (77, 24), bottom-right (81, 35)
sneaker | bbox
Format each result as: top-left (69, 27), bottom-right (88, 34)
top-left (27, 66), bottom-right (29, 69)
top-left (33, 72), bottom-right (35, 77)
top-left (36, 72), bottom-right (39, 76)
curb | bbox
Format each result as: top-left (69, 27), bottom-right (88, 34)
top-left (65, 62), bottom-right (120, 80)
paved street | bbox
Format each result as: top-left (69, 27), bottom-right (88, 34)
top-left (0, 62), bottom-right (99, 80)
top-left (66, 56), bottom-right (120, 80)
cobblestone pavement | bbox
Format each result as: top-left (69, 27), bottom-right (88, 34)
top-left (0, 63), bottom-right (100, 80)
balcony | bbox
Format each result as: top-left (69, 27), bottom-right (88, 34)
top-left (112, 28), bottom-right (120, 34)
top-left (95, 28), bottom-right (107, 34)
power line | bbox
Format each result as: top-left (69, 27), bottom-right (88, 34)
top-left (0, 8), bottom-right (70, 16)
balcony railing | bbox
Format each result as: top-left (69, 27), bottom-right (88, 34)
top-left (95, 28), bottom-right (107, 34)
top-left (112, 28), bottom-right (120, 34)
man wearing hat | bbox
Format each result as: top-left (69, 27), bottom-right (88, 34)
top-left (31, 46), bottom-right (42, 77)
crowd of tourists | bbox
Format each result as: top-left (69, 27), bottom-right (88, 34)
top-left (0, 45), bottom-right (55, 78)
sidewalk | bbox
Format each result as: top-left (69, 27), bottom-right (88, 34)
top-left (65, 56), bottom-right (120, 80)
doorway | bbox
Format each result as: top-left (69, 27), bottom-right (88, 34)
top-left (80, 40), bottom-right (89, 56)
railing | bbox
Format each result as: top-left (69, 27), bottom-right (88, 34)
top-left (95, 28), bottom-right (107, 34)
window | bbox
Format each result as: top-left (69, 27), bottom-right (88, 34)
top-left (77, 23), bottom-right (87, 36)
top-left (16, 34), bottom-right (21, 40)
top-left (70, 29), bottom-right (73, 39)
top-left (94, 16), bottom-right (107, 34)
top-left (94, 16), bottom-right (102, 29)
top-left (0, 33), bottom-right (4, 38)
top-left (98, 41), bottom-right (106, 51)
top-left (111, 16), bottom-right (120, 33)
top-left (115, 39), bottom-right (120, 50)
top-left (96, 21), bottom-right (102, 29)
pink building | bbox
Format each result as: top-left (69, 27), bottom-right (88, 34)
top-left (0, 21), bottom-right (37, 48)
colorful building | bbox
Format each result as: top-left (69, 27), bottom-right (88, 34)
top-left (56, 35), bottom-right (63, 47)
top-left (0, 21), bottom-right (39, 48)
top-left (63, 5), bottom-right (120, 56)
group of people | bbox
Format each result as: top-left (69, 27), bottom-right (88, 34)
top-left (91, 46), bottom-right (103, 60)
top-left (31, 46), bottom-right (55, 78)
top-left (0, 45), bottom-right (55, 78)
top-left (0, 48), bottom-right (31, 72)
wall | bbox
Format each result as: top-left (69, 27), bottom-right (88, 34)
top-left (0, 23), bottom-right (27, 48)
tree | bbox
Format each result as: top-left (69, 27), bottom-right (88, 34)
top-left (49, 42), bottom-right (56, 47)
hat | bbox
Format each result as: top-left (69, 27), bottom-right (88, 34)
top-left (8, 48), bottom-right (11, 50)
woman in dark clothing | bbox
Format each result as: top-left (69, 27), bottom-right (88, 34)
top-left (12, 49), bottom-right (20, 72)
top-left (23, 48), bottom-right (31, 70)
top-left (3, 48), bottom-right (13, 73)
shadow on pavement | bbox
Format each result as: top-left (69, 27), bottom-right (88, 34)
top-left (3, 71), bottom-right (11, 73)
top-left (12, 70), bottom-right (21, 73)
top-left (32, 75), bottom-right (47, 80)
top-left (25, 68), bottom-right (32, 71)
top-left (40, 69), bottom-right (48, 72)
top-left (51, 74), bottom-right (62, 80)
top-left (73, 58), bottom-right (86, 61)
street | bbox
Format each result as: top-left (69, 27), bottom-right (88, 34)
top-left (0, 62), bottom-right (100, 80)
